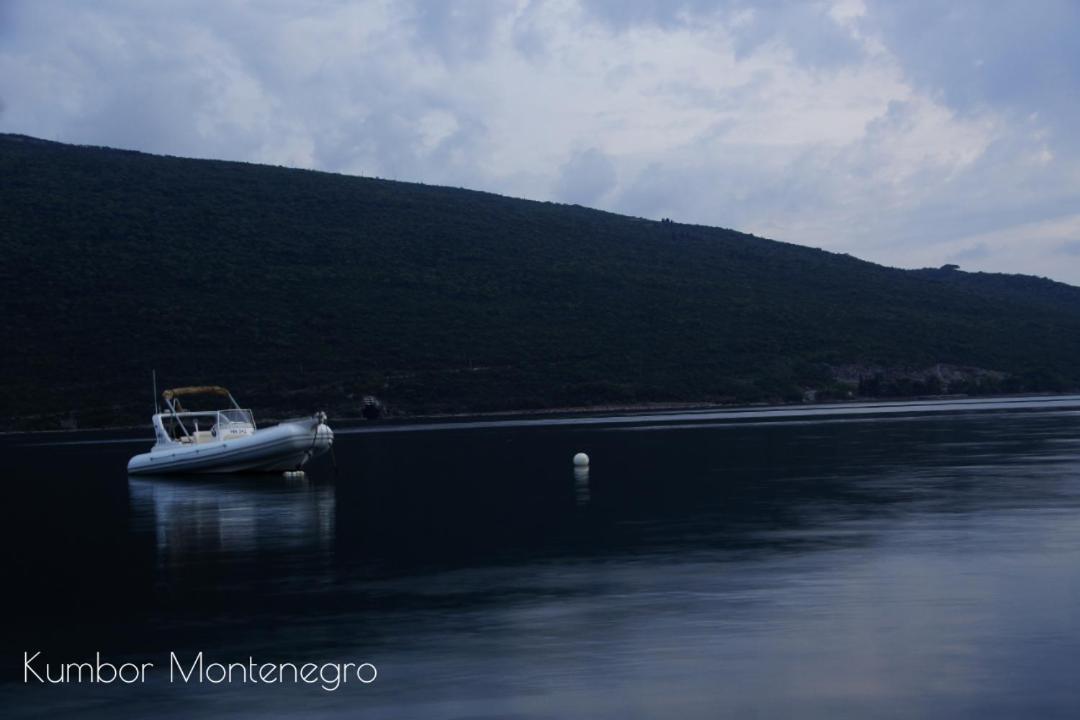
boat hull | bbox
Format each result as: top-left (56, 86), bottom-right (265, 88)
top-left (127, 417), bottom-right (332, 474)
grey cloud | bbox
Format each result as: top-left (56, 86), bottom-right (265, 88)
top-left (610, 141), bottom-right (829, 233)
top-left (0, 1), bottom-right (273, 159)
top-left (871, 128), bottom-right (1078, 255)
top-left (948, 242), bottom-right (990, 263)
top-left (728, 3), bottom-right (863, 69)
top-left (314, 101), bottom-right (490, 189)
top-left (404, 0), bottom-right (516, 64)
top-left (419, 113), bottom-right (492, 189)
top-left (347, 113), bottom-right (427, 180)
top-left (611, 161), bottom-right (679, 220)
top-left (866, 0), bottom-right (1080, 167)
top-left (1057, 241), bottom-right (1080, 257)
top-left (0, 0), bottom-right (12, 40)
top-left (510, 1), bottom-right (549, 59)
top-left (583, 0), bottom-right (863, 68)
top-left (2, 0), bottom-right (501, 186)
top-left (645, 68), bottom-right (772, 114)
top-left (555, 148), bottom-right (617, 205)
top-left (868, 1), bottom-right (1080, 113)
top-left (580, 0), bottom-right (725, 31)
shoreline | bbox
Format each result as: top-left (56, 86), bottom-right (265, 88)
top-left (3, 391), bottom-right (1074, 436)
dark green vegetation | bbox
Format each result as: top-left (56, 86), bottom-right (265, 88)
top-left (3, 133), bottom-right (1080, 429)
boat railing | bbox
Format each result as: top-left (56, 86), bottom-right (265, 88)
top-left (161, 409), bottom-right (256, 443)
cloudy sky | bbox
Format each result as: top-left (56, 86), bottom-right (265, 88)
top-left (3, 0), bottom-right (1080, 282)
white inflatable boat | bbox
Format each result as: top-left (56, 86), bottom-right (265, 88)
top-left (127, 385), bottom-right (333, 474)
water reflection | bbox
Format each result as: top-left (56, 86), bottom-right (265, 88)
top-left (127, 475), bottom-right (335, 564)
top-left (574, 465), bottom-right (590, 505)
top-left (7, 405), bottom-right (1080, 718)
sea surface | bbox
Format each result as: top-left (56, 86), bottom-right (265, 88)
top-left (4, 396), bottom-right (1080, 718)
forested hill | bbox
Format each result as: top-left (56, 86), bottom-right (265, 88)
top-left (3, 132), bottom-right (1080, 429)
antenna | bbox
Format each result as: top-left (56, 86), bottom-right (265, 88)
top-left (152, 369), bottom-right (160, 414)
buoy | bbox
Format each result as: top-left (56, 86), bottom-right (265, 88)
top-left (573, 452), bottom-right (590, 467)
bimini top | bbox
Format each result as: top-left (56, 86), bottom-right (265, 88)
top-left (162, 386), bottom-right (232, 401)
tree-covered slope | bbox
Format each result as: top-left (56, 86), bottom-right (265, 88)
top-left (3, 133), bottom-right (1080, 429)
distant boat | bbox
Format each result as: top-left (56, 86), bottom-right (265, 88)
top-left (360, 395), bottom-right (384, 420)
top-left (127, 386), bottom-right (333, 474)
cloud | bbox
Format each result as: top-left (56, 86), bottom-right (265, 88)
top-left (578, 0), bottom-right (725, 31)
top-left (886, 213), bottom-right (1080, 280)
top-left (866, 1), bottom-right (1080, 117)
top-left (555, 147), bottom-right (617, 205)
top-left (581, 0), bottom-right (864, 67)
top-left (948, 242), bottom-right (990, 263)
top-left (1, 0), bottom-right (1079, 283)
top-left (403, 0), bottom-right (516, 65)
top-left (1057, 241), bottom-right (1080, 257)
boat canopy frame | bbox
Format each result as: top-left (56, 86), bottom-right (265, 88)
top-left (162, 385), bottom-right (240, 405)
top-left (160, 386), bottom-right (245, 440)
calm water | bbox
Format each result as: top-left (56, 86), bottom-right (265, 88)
top-left (4, 397), bottom-right (1080, 717)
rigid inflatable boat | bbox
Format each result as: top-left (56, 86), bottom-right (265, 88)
top-left (127, 386), bottom-right (333, 474)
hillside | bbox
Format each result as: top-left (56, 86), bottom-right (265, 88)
top-left (3, 133), bottom-right (1080, 429)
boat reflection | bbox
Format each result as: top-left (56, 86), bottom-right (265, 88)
top-left (127, 474), bottom-right (335, 565)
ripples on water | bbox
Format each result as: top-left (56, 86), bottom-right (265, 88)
top-left (3, 397), bottom-right (1080, 718)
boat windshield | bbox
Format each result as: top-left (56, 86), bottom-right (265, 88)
top-left (218, 408), bottom-right (255, 427)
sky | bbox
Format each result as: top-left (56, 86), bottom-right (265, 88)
top-left (3, 0), bottom-right (1080, 282)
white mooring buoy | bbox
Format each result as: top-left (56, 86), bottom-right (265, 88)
top-left (573, 452), bottom-right (590, 467)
